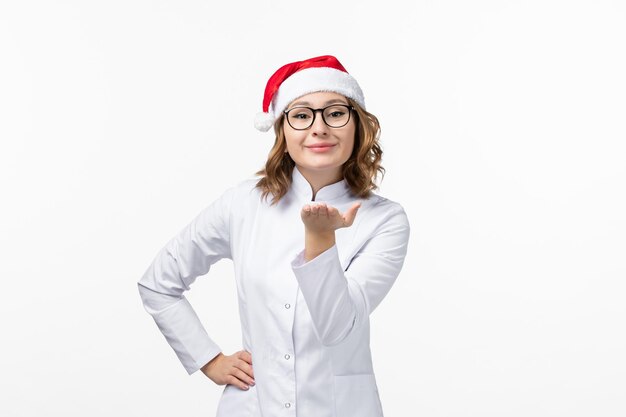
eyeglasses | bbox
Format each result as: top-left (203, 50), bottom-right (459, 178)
top-left (283, 104), bottom-right (354, 130)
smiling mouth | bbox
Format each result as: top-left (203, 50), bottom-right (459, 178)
top-left (307, 144), bottom-right (336, 148)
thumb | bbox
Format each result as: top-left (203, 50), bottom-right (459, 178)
top-left (343, 201), bottom-right (362, 226)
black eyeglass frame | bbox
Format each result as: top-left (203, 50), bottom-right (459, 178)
top-left (283, 104), bottom-right (355, 130)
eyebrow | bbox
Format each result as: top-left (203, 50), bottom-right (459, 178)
top-left (290, 98), bottom-right (349, 107)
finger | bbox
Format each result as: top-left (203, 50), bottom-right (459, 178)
top-left (327, 206), bottom-right (340, 217)
top-left (302, 205), bottom-right (312, 216)
top-left (235, 360), bottom-right (255, 381)
top-left (231, 366), bottom-right (255, 386)
top-left (343, 201), bottom-right (362, 226)
top-left (311, 204), bottom-right (319, 215)
top-left (240, 350), bottom-right (253, 365)
top-left (318, 203), bottom-right (328, 217)
top-left (227, 374), bottom-right (250, 391)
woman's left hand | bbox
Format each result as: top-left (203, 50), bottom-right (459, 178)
top-left (299, 201), bottom-right (362, 261)
top-left (300, 201), bottom-right (362, 234)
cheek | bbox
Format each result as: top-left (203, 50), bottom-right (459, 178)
top-left (284, 136), bottom-right (297, 153)
top-left (345, 129), bottom-right (356, 154)
top-left (282, 128), bottom-right (293, 152)
top-left (346, 139), bottom-right (356, 158)
top-left (284, 129), bottom-right (305, 150)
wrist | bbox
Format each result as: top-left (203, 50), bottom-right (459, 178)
top-left (201, 352), bottom-right (222, 374)
top-left (304, 229), bottom-right (335, 261)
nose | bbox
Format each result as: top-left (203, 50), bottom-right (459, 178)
top-left (311, 110), bottom-right (329, 136)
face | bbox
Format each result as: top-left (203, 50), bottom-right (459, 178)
top-left (283, 91), bottom-right (356, 183)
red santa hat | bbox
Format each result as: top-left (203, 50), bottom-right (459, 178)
top-left (254, 55), bottom-right (366, 132)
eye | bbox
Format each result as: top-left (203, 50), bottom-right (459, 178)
top-left (328, 110), bottom-right (346, 118)
top-left (288, 108), bottom-right (312, 119)
top-left (324, 105), bottom-right (348, 118)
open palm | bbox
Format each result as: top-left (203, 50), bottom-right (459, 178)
top-left (300, 201), bottom-right (362, 234)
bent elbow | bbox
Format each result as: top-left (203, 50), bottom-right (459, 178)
top-left (137, 282), bottom-right (182, 315)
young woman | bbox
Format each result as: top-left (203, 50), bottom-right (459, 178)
top-left (138, 55), bottom-right (411, 417)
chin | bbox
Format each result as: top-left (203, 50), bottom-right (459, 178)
top-left (299, 162), bottom-right (343, 171)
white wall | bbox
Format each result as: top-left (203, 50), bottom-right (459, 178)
top-left (1, 0), bottom-right (624, 416)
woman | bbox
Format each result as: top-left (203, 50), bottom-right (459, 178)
top-left (138, 55), bottom-right (410, 417)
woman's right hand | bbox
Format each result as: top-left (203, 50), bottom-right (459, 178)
top-left (200, 350), bottom-right (255, 391)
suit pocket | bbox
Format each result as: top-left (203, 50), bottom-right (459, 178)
top-left (216, 384), bottom-right (260, 417)
top-left (333, 374), bottom-right (384, 417)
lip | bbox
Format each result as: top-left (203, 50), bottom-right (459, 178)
top-left (307, 143), bottom-right (335, 148)
top-left (306, 144), bottom-right (336, 149)
top-left (306, 144), bottom-right (336, 153)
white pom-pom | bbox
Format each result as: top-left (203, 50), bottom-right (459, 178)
top-left (254, 112), bottom-right (275, 132)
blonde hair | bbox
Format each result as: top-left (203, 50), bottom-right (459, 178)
top-left (254, 97), bottom-right (385, 205)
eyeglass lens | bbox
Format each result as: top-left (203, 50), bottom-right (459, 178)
top-left (285, 105), bottom-right (351, 130)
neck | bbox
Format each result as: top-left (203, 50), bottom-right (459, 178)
top-left (297, 166), bottom-right (343, 200)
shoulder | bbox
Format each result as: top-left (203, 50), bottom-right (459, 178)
top-left (208, 176), bottom-right (266, 221)
top-left (346, 191), bottom-right (411, 247)
top-left (233, 176), bottom-right (261, 196)
top-left (360, 192), bottom-right (410, 227)
top-left (218, 176), bottom-right (262, 202)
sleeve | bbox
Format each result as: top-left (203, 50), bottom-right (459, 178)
top-left (137, 185), bottom-right (236, 375)
top-left (290, 205), bottom-right (410, 347)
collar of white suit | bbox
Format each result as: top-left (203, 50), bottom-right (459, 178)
top-left (291, 165), bottom-right (351, 202)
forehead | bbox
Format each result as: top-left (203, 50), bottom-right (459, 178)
top-left (288, 91), bottom-right (349, 107)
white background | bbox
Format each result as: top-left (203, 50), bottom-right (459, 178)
top-left (1, 0), bottom-right (625, 416)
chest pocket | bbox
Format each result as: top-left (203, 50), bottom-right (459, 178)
top-left (333, 374), bottom-right (384, 417)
